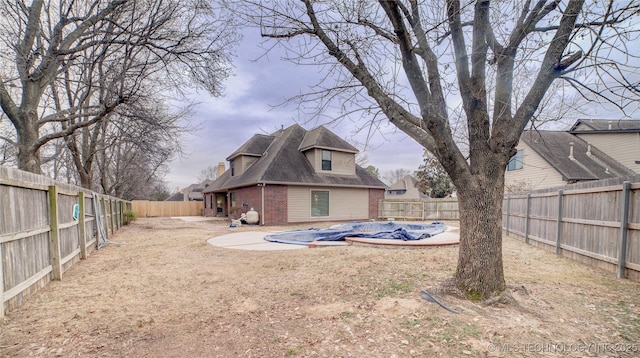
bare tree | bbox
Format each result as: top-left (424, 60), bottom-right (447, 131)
top-left (234, 1), bottom-right (640, 299)
top-left (382, 168), bottom-right (412, 186)
top-left (95, 99), bottom-right (187, 200)
top-left (0, 0), bottom-right (236, 174)
top-left (197, 166), bottom-right (219, 183)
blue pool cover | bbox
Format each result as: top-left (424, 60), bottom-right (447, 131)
top-left (264, 221), bottom-right (447, 245)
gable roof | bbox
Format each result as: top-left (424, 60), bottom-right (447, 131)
top-left (165, 192), bottom-right (184, 201)
top-left (521, 130), bottom-right (635, 181)
top-left (388, 175), bottom-right (418, 191)
top-left (569, 119), bottom-right (640, 133)
top-left (206, 124), bottom-right (386, 192)
top-left (298, 126), bottom-right (359, 153)
top-left (226, 134), bottom-right (275, 160)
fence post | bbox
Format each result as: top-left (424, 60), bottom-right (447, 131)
top-left (119, 200), bottom-right (124, 228)
top-left (109, 198), bottom-right (115, 234)
top-left (524, 193), bottom-right (531, 244)
top-left (101, 197), bottom-right (109, 240)
top-left (505, 195), bottom-right (511, 235)
top-left (48, 186), bottom-right (62, 280)
top-left (78, 191), bottom-right (87, 260)
top-left (0, 230), bottom-right (4, 318)
top-left (555, 189), bottom-right (564, 255)
top-left (617, 181), bottom-right (631, 279)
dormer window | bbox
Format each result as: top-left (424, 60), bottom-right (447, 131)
top-left (322, 150), bottom-right (332, 171)
top-left (230, 160), bottom-right (235, 176)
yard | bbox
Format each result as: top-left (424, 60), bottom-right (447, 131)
top-left (1, 217), bottom-right (639, 357)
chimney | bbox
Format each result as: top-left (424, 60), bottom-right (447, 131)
top-left (586, 144), bottom-right (592, 157)
top-left (217, 161), bottom-right (226, 177)
top-left (568, 142), bottom-right (575, 160)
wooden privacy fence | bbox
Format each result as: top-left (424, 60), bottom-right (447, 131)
top-left (378, 198), bottom-right (459, 221)
top-left (0, 166), bottom-right (131, 317)
top-left (131, 200), bottom-right (203, 217)
top-left (502, 177), bottom-right (640, 281)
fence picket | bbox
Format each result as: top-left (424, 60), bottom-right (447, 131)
top-left (617, 181), bottom-right (631, 278)
top-left (0, 167), bottom-right (130, 317)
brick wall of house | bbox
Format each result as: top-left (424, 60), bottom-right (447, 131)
top-left (229, 186), bottom-right (261, 220)
top-left (369, 188), bottom-right (385, 220)
top-left (263, 185), bottom-right (288, 225)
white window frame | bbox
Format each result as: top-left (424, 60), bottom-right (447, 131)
top-left (310, 190), bottom-right (330, 217)
top-left (507, 149), bottom-right (524, 171)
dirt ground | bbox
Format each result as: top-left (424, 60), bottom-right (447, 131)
top-left (1, 217), bottom-right (639, 357)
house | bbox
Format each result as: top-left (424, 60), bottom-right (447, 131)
top-left (164, 192), bottom-right (184, 201)
top-left (165, 180), bottom-right (215, 202)
top-left (384, 175), bottom-right (428, 200)
top-left (568, 119), bottom-right (640, 174)
top-left (504, 127), bottom-right (636, 192)
top-left (202, 124), bottom-right (387, 225)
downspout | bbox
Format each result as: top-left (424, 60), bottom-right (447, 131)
top-left (260, 183), bottom-right (265, 225)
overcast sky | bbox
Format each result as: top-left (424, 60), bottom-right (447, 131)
top-left (164, 24), bottom-right (637, 192)
top-left (165, 29), bottom-right (425, 191)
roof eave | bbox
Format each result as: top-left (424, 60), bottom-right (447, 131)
top-left (204, 180), bottom-right (387, 192)
top-left (298, 145), bottom-right (359, 154)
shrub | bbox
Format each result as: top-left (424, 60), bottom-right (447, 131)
top-left (123, 210), bottom-right (137, 225)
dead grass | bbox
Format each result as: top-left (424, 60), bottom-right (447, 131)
top-left (1, 217), bottom-right (639, 357)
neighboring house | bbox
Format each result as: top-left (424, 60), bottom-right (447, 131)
top-left (384, 175), bottom-right (428, 200)
top-left (164, 192), bottom-right (185, 201)
top-left (166, 179), bottom-right (215, 202)
top-left (569, 119), bottom-right (640, 174)
top-left (505, 127), bottom-right (636, 192)
top-left (203, 124), bottom-right (387, 225)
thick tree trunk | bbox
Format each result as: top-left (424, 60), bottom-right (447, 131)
top-left (15, 112), bottom-right (42, 174)
top-left (454, 181), bottom-right (506, 300)
top-left (78, 170), bottom-right (92, 189)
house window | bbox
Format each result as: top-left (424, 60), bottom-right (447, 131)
top-left (507, 149), bottom-right (524, 171)
top-left (229, 192), bottom-right (236, 208)
top-left (321, 150), bottom-right (332, 171)
top-left (387, 189), bottom-right (407, 195)
top-left (311, 190), bottom-right (329, 217)
top-left (230, 160), bottom-right (235, 176)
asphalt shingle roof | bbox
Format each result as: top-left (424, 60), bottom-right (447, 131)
top-left (206, 124), bottom-right (386, 192)
top-left (569, 119), bottom-right (640, 133)
top-left (521, 130), bottom-right (635, 181)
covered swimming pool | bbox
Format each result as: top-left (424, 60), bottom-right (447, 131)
top-left (264, 221), bottom-right (447, 245)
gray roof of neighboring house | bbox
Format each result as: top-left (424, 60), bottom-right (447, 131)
top-left (387, 175), bottom-right (418, 190)
top-left (521, 130), bottom-right (635, 181)
top-left (165, 192), bottom-right (184, 201)
top-left (569, 119), bottom-right (640, 133)
top-left (386, 175), bottom-right (428, 198)
top-left (206, 124), bottom-right (386, 192)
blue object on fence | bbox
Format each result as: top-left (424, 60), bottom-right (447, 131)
top-left (72, 204), bottom-right (79, 221)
